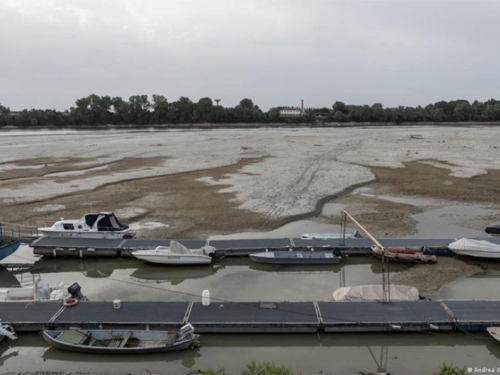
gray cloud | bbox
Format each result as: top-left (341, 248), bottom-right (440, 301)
top-left (1, 0), bottom-right (499, 110)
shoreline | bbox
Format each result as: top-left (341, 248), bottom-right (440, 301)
top-left (1, 121), bottom-right (500, 131)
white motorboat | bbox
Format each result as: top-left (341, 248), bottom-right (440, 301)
top-left (38, 212), bottom-right (132, 239)
top-left (301, 230), bottom-right (362, 240)
top-left (132, 241), bottom-right (216, 265)
top-left (0, 279), bottom-right (83, 302)
top-left (448, 238), bottom-right (500, 259)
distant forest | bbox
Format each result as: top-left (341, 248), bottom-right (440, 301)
top-left (1, 95), bottom-right (500, 127)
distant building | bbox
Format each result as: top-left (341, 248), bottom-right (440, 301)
top-left (279, 107), bottom-right (302, 116)
top-left (279, 100), bottom-right (305, 117)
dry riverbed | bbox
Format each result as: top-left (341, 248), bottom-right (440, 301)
top-left (1, 127), bottom-right (500, 294)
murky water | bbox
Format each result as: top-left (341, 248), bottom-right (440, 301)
top-left (1, 331), bottom-right (500, 374)
top-left (2, 191), bottom-right (500, 373)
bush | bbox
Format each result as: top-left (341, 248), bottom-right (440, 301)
top-left (202, 361), bottom-right (294, 375)
top-left (432, 363), bottom-right (467, 375)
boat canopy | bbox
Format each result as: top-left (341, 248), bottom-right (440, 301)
top-left (88, 213), bottom-right (129, 232)
top-left (448, 238), bottom-right (500, 253)
top-left (169, 241), bottom-right (192, 255)
top-left (332, 285), bottom-right (420, 302)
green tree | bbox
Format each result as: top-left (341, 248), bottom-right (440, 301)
top-left (196, 97), bottom-right (214, 122)
top-left (128, 95), bottom-right (150, 125)
top-left (332, 101), bottom-right (347, 114)
top-left (151, 95), bottom-right (169, 124)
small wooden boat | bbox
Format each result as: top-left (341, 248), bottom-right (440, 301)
top-left (43, 324), bottom-right (199, 354)
top-left (371, 246), bottom-right (437, 264)
top-left (250, 251), bottom-right (342, 265)
top-left (487, 327), bottom-right (500, 342)
top-left (301, 230), bottom-right (362, 240)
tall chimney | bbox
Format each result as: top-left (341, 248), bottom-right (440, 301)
top-left (301, 99), bottom-right (304, 114)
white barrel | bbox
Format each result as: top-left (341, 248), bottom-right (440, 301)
top-left (113, 299), bottom-right (121, 309)
top-left (202, 289), bottom-right (210, 306)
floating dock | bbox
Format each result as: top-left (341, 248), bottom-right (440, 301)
top-left (1, 299), bottom-right (498, 333)
top-left (23, 236), bottom-right (490, 257)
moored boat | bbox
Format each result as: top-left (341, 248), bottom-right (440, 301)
top-left (43, 324), bottom-right (199, 354)
top-left (371, 246), bottom-right (437, 264)
top-left (301, 230), bottom-right (362, 240)
top-left (485, 224), bottom-right (500, 235)
top-left (448, 238), bottom-right (500, 259)
top-left (38, 212), bottom-right (132, 239)
top-left (487, 327), bottom-right (500, 342)
top-left (250, 250), bottom-right (342, 265)
top-left (0, 239), bottom-right (21, 262)
top-left (333, 285), bottom-right (420, 302)
top-left (132, 241), bottom-right (216, 265)
top-left (0, 279), bottom-right (83, 302)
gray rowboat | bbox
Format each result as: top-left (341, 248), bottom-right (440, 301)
top-left (43, 325), bottom-right (199, 354)
top-left (250, 251), bottom-right (342, 265)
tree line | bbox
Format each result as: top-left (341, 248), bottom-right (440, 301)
top-left (1, 95), bottom-right (500, 127)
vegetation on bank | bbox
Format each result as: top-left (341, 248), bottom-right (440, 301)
top-left (1, 95), bottom-right (500, 127)
top-left (202, 361), bottom-right (293, 375)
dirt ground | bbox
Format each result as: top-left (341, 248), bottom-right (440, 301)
top-left (2, 139), bottom-right (500, 296)
top-left (2, 156), bottom-right (500, 240)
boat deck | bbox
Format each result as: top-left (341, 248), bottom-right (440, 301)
top-left (1, 299), bottom-right (498, 333)
top-left (28, 236), bottom-right (500, 258)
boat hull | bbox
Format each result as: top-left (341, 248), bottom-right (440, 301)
top-left (0, 240), bottom-right (21, 262)
top-left (38, 229), bottom-right (130, 239)
top-left (485, 225), bottom-right (500, 234)
top-left (451, 249), bottom-right (500, 259)
top-left (371, 246), bottom-right (437, 264)
top-left (250, 252), bottom-right (342, 265)
top-left (43, 330), bottom-right (198, 354)
top-left (133, 254), bottom-right (212, 265)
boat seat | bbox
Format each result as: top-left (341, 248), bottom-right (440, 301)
top-left (108, 339), bottom-right (122, 348)
top-left (119, 331), bottom-right (133, 348)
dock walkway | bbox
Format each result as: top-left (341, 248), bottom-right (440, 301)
top-left (27, 236), bottom-right (498, 257)
top-left (1, 299), bottom-right (498, 333)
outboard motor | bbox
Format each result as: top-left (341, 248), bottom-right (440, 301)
top-left (179, 323), bottom-right (195, 338)
top-left (67, 282), bottom-right (84, 300)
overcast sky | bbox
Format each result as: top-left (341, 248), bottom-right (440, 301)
top-left (0, 0), bottom-right (499, 110)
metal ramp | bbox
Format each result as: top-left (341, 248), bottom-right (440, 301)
top-left (0, 221), bottom-right (39, 243)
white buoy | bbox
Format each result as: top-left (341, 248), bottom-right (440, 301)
top-left (113, 299), bottom-right (121, 309)
top-left (391, 324), bottom-right (402, 330)
top-left (202, 290), bottom-right (210, 306)
top-left (429, 324), bottom-right (439, 331)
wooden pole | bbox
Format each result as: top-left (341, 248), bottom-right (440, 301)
top-left (341, 210), bottom-right (391, 303)
top-left (341, 211), bottom-right (385, 251)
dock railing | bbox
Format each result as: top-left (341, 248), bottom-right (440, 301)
top-left (0, 221), bottom-right (39, 243)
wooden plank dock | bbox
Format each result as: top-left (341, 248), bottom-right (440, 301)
top-left (1, 299), bottom-right (498, 333)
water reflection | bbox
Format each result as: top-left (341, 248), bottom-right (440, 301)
top-left (2, 332), bottom-right (500, 374)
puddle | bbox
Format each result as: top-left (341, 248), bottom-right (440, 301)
top-left (352, 187), bottom-right (441, 207)
top-left (33, 204), bottom-right (66, 213)
top-left (406, 205), bottom-right (495, 239)
top-left (48, 165), bottom-right (110, 177)
top-left (0, 163), bottom-right (50, 172)
top-left (129, 221), bottom-right (170, 231)
top-left (114, 207), bottom-right (148, 219)
top-left (209, 219), bottom-right (344, 240)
